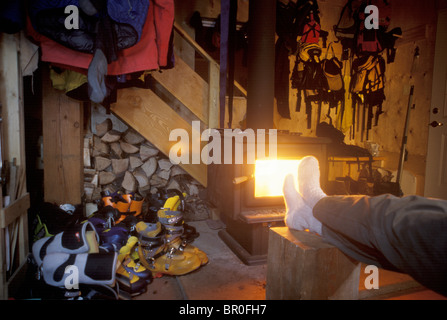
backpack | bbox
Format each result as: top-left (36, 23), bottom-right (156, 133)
top-left (334, 0), bottom-right (399, 60)
top-left (291, 43), bottom-right (327, 128)
top-left (350, 54), bottom-right (386, 140)
top-left (355, 0), bottom-right (396, 56)
top-left (301, 12), bottom-right (321, 44)
top-left (321, 44), bottom-right (345, 109)
top-left (320, 48), bottom-right (346, 126)
top-left (351, 55), bottom-right (385, 97)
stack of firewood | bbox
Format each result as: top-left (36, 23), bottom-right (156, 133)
top-left (83, 119), bottom-right (210, 221)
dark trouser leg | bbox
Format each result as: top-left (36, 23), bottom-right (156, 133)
top-left (313, 194), bottom-right (447, 296)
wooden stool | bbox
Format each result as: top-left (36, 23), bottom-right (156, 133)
top-left (266, 227), bottom-right (361, 300)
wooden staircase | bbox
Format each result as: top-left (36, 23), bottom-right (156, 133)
top-left (111, 22), bottom-right (247, 187)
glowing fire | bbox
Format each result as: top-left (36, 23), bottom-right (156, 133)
top-left (254, 159), bottom-right (301, 198)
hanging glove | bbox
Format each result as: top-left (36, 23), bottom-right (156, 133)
top-left (88, 48), bottom-right (108, 103)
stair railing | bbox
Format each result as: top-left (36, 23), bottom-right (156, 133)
top-left (172, 21), bottom-right (247, 129)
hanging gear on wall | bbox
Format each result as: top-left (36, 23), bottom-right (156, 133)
top-left (291, 43), bottom-right (327, 129)
top-left (334, 0), bottom-right (401, 63)
top-left (350, 54), bottom-right (386, 141)
top-left (275, 0), bottom-right (328, 119)
top-left (321, 43), bottom-right (346, 125)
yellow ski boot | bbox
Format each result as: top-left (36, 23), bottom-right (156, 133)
top-left (158, 194), bottom-right (208, 266)
top-left (135, 221), bottom-right (201, 276)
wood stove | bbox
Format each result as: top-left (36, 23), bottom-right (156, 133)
top-left (207, 132), bottom-right (330, 265)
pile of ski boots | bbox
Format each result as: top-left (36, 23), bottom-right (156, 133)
top-left (131, 189), bottom-right (208, 278)
top-left (86, 202), bottom-right (153, 299)
top-left (31, 192), bottom-right (152, 300)
top-left (88, 189), bottom-right (208, 292)
top-left (31, 189), bottom-right (208, 299)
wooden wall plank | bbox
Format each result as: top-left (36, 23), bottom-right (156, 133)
top-left (42, 66), bottom-right (83, 205)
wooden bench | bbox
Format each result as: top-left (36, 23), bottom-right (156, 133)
top-left (266, 227), bottom-right (361, 300)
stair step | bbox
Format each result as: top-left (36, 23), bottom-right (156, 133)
top-left (152, 54), bottom-right (209, 125)
top-left (111, 87), bottom-right (207, 187)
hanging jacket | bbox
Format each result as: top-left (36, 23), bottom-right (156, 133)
top-left (28, 0), bottom-right (150, 56)
top-left (26, 0), bottom-right (174, 75)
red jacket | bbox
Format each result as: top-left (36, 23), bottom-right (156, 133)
top-left (27, 0), bottom-right (174, 75)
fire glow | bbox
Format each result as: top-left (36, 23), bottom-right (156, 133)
top-left (254, 159), bottom-right (301, 198)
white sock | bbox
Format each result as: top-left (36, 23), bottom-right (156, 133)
top-left (283, 174), bottom-right (322, 234)
top-left (298, 156), bottom-right (327, 208)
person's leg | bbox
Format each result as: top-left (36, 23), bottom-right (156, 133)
top-left (291, 156), bottom-right (447, 296)
top-left (314, 194), bottom-right (447, 296)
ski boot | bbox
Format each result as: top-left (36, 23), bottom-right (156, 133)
top-left (115, 262), bottom-right (149, 298)
top-left (158, 193), bottom-right (208, 266)
top-left (40, 251), bottom-right (117, 288)
top-left (135, 221), bottom-right (201, 276)
top-left (118, 236), bottom-right (152, 283)
top-left (115, 193), bottom-right (145, 224)
top-left (32, 221), bottom-right (100, 267)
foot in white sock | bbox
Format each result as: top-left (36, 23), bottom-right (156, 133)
top-left (283, 174), bottom-right (322, 234)
top-left (298, 156), bottom-right (327, 208)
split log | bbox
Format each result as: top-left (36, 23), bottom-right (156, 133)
top-left (120, 141), bottom-right (139, 154)
top-left (133, 167), bottom-right (149, 188)
top-left (138, 184), bottom-right (151, 197)
top-left (84, 137), bottom-right (92, 168)
top-left (110, 142), bottom-right (123, 158)
top-left (150, 175), bottom-right (168, 188)
top-left (102, 183), bottom-right (118, 195)
top-left (122, 171), bottom-right (137, 192)
top-left (101, 130), bottom-right (121, 143)
top-left (166, 179), bottom-right (182, 193)
top-left (95, 156), bottom-right (112, 171)
top-left (157, 169), bottom-right (170, 181)
top-left (158, 158), bottom-right (173, 171)
top-left (112, 158), bottom-right (129, 175)
top-left (123, 129), bottom-right (146, 145)
top-left (96, 118), bottom-right (113, 137)
top-left (84, 168), bottom-right (96, 180)
top-left (92, 187), bottom-right (102, 201)
top-left (129, 156), bottom-right (143, 170)
top-left (92, 135), bottom-right (110, 156)
top-left (99, 171), bottom-right (116, 185)
top-left (141, 157), bottom-right (157, 178)
top-left (84, 183), bottom-right (94, 200)
top-left (140, 144), bottom-right (159, 161)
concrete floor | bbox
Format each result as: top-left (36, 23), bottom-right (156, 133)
top-left (133, 220), bottom-right (446, 301)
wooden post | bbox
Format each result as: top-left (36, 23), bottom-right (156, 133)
top-left (266, 227), bottom-right (361, 300)
top-left (0, 33), bottom-right (30, 299)
top-left (42, 66), bottom-right (83, 205)
top-left (208, 61), bottom-right (220, 129)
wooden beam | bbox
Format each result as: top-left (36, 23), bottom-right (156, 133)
top-left (42, 66), bottom-right (84, 204)
top-left (0, 33), bottom-right (26, 167)
top-left (0, 33), bottom-right (30, 300)
top-left (0, 193), bottom-right (30, 229)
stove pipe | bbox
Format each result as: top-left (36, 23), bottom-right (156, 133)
top-left (245, 0), bottom-right (276, 130)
